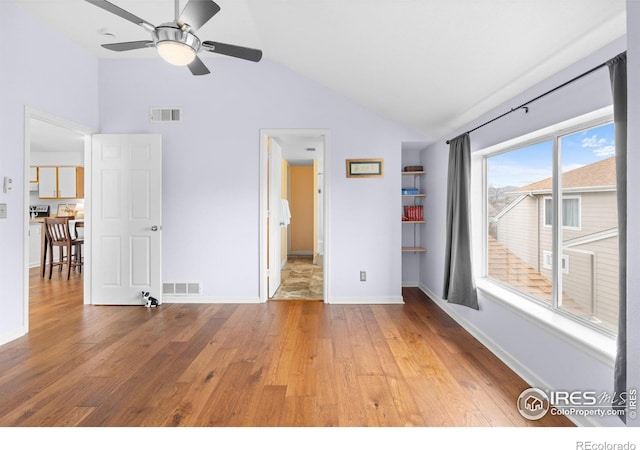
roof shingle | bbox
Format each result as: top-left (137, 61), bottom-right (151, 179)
top-left (515, 156), bottom-right (616, 192)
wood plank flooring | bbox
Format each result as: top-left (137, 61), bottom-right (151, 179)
top-left (0, 268), bottom-right (573, 427)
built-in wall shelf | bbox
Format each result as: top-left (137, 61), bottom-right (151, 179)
top-left (402, 247), bottom-right (427, 253)
top-left (402, 168), bottom-right (426, 253)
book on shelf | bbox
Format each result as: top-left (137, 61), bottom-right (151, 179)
top-left (403, 165), bottom-right (424, 172)
top-left (402, 205), bottom-right (424, 221)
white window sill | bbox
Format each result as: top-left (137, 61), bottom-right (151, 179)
top-left (476, 278), bottom-right (617, 366)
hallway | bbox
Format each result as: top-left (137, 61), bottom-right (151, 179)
top-left (273, 255), bottom-right (323, 300)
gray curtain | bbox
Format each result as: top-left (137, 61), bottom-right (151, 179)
top-left (443, 133), bottom-right (478, 310)
top-left (608, 52), bottom-right (627, 422)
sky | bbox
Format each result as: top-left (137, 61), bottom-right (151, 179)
top-left (487, 122), bottom-right (615, 188)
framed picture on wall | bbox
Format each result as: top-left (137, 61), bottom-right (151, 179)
top-left (56, 204), bottom-right (76, 218)
top-left (346, 158), bottom-right (384, 178)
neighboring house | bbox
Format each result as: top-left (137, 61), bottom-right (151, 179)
top-left (491, 157), bottom-right (618, 330)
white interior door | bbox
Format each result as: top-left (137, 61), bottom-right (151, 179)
top-left (268, 137), bottom-right (282, 297)
top-left (90, 134), bottom-right (162, 305)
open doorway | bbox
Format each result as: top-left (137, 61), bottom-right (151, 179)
top-left (24, 109), bottom-right (93, 330)
top-left (259, 129), bottom-right (328, 302)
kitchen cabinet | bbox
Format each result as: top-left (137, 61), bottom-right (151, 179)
top-left (29, 166), bottom-right (38, 183)
top-left (38, 166), bottom-right (84, 199)
top-left (58, 167), bottom-right (84, 198)
top-left (38, 167), bottom-right (57, 198)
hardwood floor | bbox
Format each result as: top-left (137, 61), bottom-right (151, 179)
top-left (0, 268), bottom-right (573, 427)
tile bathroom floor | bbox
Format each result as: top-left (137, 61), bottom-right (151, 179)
top-left (272, 255), bottom-right (323, 300)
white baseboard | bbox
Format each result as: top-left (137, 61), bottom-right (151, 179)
top-left (417, 283), bottom-right (598, 427)
top-left (288, 251), bottom-right (313, 256)
top-left (162, 296), bottom-right (261, 304)
top-left (0, 327), bottom-right (26, 347)
top-left (328, 296), bottom-right (404, 305)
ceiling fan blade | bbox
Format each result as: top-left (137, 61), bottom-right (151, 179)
top-left (102, 40), bottom-right (154, 52)
top-left (179, 0), bottom-right (221, 31)
top-left (85, 0), bottom-right (155, 30)
top-left (188, 56), bottom-right (211, 76)
top-left (202, 41), bottom-right (263, 62)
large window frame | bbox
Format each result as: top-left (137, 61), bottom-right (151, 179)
top-left (472, 107), bottom-right (617, 340)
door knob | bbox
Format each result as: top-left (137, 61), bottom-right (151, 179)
top-left (151, 225), bottom-right (158, 231)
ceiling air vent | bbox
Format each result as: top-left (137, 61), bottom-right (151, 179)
top-left (150, 107), bottom-right (182, 123)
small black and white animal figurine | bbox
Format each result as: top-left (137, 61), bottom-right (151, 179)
top-left (142, 291), bottom-right (161, 307)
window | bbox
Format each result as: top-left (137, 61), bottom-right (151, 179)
top-left (543, 251), bottom-right (569, 274)
top-left (543, 197), bottom-right (581, 229)
top-left (485, 118), bottom-right (618, 334)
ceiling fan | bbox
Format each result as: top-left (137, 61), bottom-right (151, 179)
top-left (85, 0), bottom-right (263, 75)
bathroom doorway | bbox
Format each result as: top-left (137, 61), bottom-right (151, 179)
top-left (259, 129), bottom-right (328, 302)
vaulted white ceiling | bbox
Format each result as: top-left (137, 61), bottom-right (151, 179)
top-left (19, 0), bottom-right (626, 141)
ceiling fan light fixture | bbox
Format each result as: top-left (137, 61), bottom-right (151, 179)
top-left (153, 24), bottom-right (201, 66)
top-left (85, 0), bottom-right (262, 75)
top-left (157, 41), bottom-right (196, 66)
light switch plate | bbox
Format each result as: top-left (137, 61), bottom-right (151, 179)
top-left (0, 203), bottom-right (6, 219)
top-left (2, 177), bottom-right (12, 193)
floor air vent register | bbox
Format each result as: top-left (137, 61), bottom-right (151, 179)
top-left (162, 282), bottom-right (201, 296)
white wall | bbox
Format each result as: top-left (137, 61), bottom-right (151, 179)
top-left (97, 57), bottom-right (426, 303)
top-left (625, 0), bottom-right (640, 427)
top-left (31, 152), bottom-right (83, 167)
top-left (419, 36), bottom-right (630, 426)
top-left (0, 2), bottom-right (98, 344)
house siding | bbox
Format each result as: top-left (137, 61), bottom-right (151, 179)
top-left (537, 191), bottom-right (618, 330)
top-left (573, 191), bottom-right (618, 236)
top-left (495, 196), bottom-right (539, 270)
top-left (494, 187), bottom-right (618, 331)
top-left (561, 249), bottom-right (595, 315)
top-left (574, 237), bottom-right (619, 329)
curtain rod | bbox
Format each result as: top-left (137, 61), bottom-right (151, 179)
top-left (445, 53), bottom-right (623, 144)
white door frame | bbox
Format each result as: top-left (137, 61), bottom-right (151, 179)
top-left (267, 136), bottom-right (283, 297)
top-left (259, 128), bottom-right (330, 303)
top-left (23, 107), bottom-right (96, 330)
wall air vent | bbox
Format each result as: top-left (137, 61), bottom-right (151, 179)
top-left (163, 282), bottom-right (201, 296)
top-left (150, 107), bottom-right (182, 123)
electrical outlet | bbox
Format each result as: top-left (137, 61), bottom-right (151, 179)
top-left (360, 271), bottom-right (366, 282)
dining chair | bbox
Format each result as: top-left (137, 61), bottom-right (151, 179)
top-left (43, 217), bottom-right (83, 280)
top-left (73, 221), bottom-right (84, 272)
